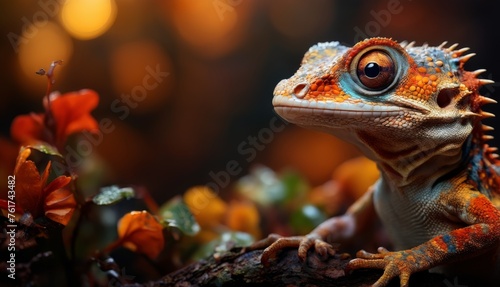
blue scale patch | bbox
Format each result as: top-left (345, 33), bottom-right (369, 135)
top-left (441, 234), bottom-right (457, 253)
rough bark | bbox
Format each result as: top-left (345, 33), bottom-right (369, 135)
top-left (134, 248), bottom-right (484, 287)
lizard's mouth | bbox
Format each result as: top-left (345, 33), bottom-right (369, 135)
top-left (273, 95), bottom-right (414, 119)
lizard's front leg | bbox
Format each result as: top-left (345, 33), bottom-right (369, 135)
top-left (249, 186), bottom-right (377, 265)
top-left (347, 188), bottom-right (500, 287)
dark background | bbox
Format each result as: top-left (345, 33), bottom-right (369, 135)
top-left (1, 0), bottom-right (499, 202)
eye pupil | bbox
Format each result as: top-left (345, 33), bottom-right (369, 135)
top-left (355, 50), bottom-right (396, 91)
top-left (364, 62), bottom-right (380, 78)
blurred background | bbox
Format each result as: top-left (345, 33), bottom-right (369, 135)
top-left (1, 0), bottom-right (499, 202)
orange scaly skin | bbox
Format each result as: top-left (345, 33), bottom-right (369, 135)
top-left (255, 38), bottom-right (500, 286)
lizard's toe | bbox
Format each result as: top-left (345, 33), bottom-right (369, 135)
top-left (346, 257), bottom-right (386, 270)
top-left (261, 236), bottom-right (302, 266)
top-left (313, 239), bottom-right (336, 259)
top-left (346, 248), bottom-right (421, 287)
top-left (298, 234), bottom-right (336, 260)
top-left (355, 249), bottom-right (386, 259)
top-left (255, 233), bottom-right (336, 265)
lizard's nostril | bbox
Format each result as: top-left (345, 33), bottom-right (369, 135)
top-left (293, 83), bottom-right (309, 98)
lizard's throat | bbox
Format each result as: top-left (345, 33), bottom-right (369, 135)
top-left (354, 130), bottom-right (468, 188)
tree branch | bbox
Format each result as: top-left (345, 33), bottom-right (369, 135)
top-left (138, 248), bottom-right (477, 287)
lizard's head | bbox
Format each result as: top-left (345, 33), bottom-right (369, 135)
top-left (273, 37), bottom-right (495, 176)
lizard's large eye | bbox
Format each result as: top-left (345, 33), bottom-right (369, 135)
top-left (356, 50), bottom-right (395, 90)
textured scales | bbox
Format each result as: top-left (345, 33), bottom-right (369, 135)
top-left (255, 38), bottom-right (500, 286)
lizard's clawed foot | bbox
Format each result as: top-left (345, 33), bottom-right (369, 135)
top-left (248, 233), bottom-right (337, 266)
top-left (346, 247), bottom-right (428, 287)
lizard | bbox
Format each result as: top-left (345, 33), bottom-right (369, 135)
top-left (251, 37), bottom-right (500, 286)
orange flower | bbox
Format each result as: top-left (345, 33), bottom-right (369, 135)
top-left (11, 89), bottom-right (99, 149)
top-left (115, 211), bottom-right (164, 259)
top-left (12, 147), bottom-right (76, 225)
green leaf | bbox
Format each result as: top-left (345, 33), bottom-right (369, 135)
top-left (280, 170), bottom-right (308, 203)
top-left (191, 231), bottom-right (254, 260)
top-left (290, 204), bottom-right (326, 234)
top-left (159, 197), bottom-right (200, 236)
top-left (235, 165), bottom-right (285, 205)
top-left (22, 144), bottom-right (69, 178)
top-left (214, 231), bottom-right (254, 252)
top-left (236, 166), bottom-right (310, 207)
top-left (26, 142), bottom-right (62, 157)
top-left (92, 185), bottom-right (135, 205)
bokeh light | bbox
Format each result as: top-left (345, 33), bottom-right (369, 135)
top-left (110, 40), bottom-right (174, 114)
top-left (269, 0), bottom-right (334, 42)
top-left (17, 21), bottom-right (73, 95)
top-left (160, 0), bottom-right (253, 58)
top-left (60, 0), bottom-right (117, 40)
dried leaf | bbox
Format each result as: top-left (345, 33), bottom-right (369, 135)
top-left (332, 156), bottom-right (379, 199)
top-left (192, 229), bottom-right (219, 244)
top-left (117, 211), bottom-right (164, 259)
top-left (44, 182), bottom-right (76, 225)
top-left (183, 186), bottom-right (227, 229)
top-left (308, 180), bottom-right (344, 216)
top-left (93, 186), bottom-right (135, 205)
top-left (225, 201), bottom-right (261, 239)
top-left (12, 147), bottom-right (76, 225)
top-left (15, 152), bottom-right (49, 218)
top-left (159, 197), bottom-right (200, 236)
